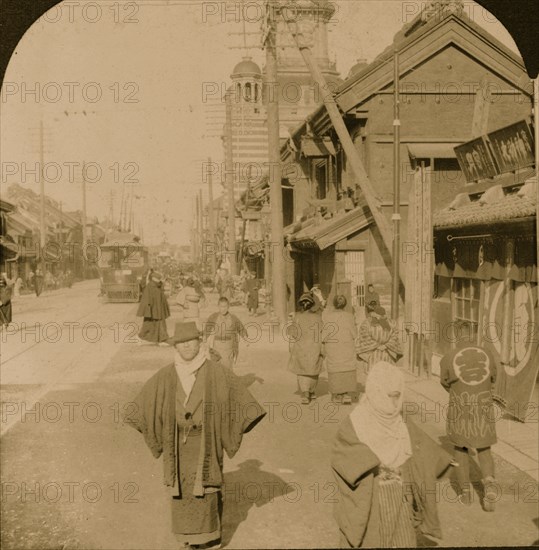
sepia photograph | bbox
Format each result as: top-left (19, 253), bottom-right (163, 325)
top-left (487, 119), bottom-right (535, 175)
top-left (0, 0), bottom-right (538, 549)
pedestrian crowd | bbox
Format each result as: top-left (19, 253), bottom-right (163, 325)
top-left (129, 272), bottom-right (501, 549)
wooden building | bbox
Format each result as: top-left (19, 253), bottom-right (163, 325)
top-left (280, 3), bottom-right (533, 320)
top-left (432, 117), bottom-right (537, 420)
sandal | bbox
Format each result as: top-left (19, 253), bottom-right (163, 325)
top-left (301, 392), bottom-right (311, 405)
top-left (482, 477), bottom-right (498, 512)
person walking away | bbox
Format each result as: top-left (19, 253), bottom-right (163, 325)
top-left (125, 322), bottom-right (266, 549)
top-left (13, 275), bottom-right (23, 298)
top-left (0, 274), bottom-right (14, 329)
top-left (136, 271), bottom-right (170, 346)
top-left (220, 272), bottom-right (234, 302)
top-left (34, 267), bottom-right (44, 297)
top-left (193, 275), bottom-right (206, 309)
top-left (287, 292), bottom-right (324, 405)
top-left (323, 295), bottom-right (357, 405)
top-left (244, 272), bottom-right (259, 316)
top-left (356, 305), bottom-right (402, 372)
top-left (176, 277), bottom-right (202, 325)
top-left (204, 297), bottom-right (247, 369)
top-left (331, 361), bottom-right (453, 548)
top-left (440, 339), bottom-right (498, 511)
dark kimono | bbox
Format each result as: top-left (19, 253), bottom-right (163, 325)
top-left (440, 344), bottom-right (497, 449)
top-left (0, 283), bottom-right (13, 324)
top-left (332, 417), bottom-right (452, 548)
top-left (287, 310), bottom-right (324, 376)
top-left (125, 360), bottom-right (266, 543)
top-left (136, 279), bottom-right (170, 343)
top-left (244, 278), bottom-right (260, 310)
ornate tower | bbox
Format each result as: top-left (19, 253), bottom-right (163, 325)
top-left (268, 0), bottom-right (341, 135)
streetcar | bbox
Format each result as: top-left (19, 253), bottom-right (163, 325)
top-left (97, 232), bottom-right (149, 303)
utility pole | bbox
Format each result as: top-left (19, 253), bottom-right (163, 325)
top-left (207, 156), bottom-right (217, 276)
top-left (264, 0), bottom-right (287, 323)
top-left (194, 194), bottom-right (200, 264)
top-left (198, 188), bottom-right (204, 266)
top-left (109, 190), bottom-right (114, 231)
top-left (39, 119), bottom-right (46, 267)
top-left (535, 76), bottom-right (539, 286)
top-left (391, 49), bottom-right (401, 320)
top-left (225, 90), bottom-right (238, 275)
top-left (81, 162), bottom-right (88, 279)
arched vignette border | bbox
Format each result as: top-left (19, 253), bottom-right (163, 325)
top-left (0, 0), bottom-right (538, 85)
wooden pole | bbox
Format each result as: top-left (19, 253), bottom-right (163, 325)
top-left (39, 119), bottom-right (46, 267)
top-left (391, 49), bottom-right (401, 320)
top-left (207, 156), bottom-right (217, 276)
top-left (81, 161), bottom-right (87, 279)
top-left (264, 1), bottom-right (287, 323)
top-left (225, 91), bottom-right (238, 275)
top-left (199, 188), bottom-right (204, 266)
top-left (282, 16), bottom-right (404, 298)
top-left (535, 77), bottom-right (539, 286)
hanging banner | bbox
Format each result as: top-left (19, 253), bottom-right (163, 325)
top-left (483, 280), bottom-right (539, 421)
top-left (404, 165), bottom-right (432, 336)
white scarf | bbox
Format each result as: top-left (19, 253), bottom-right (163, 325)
top-left (350, 361), bottom-right (412, 470)
top-left (174, 344), bottom-right (209, 406)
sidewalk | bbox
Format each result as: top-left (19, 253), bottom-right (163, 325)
top-left (229, 298), bottom-right (539, 483)
top-left (403, 371), bottom-right (539, 481)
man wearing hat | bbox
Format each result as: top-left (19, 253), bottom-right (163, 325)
top-left (356, 304), bottom-right (402, 372)
top-left (126, 321), bottom-right (266, 549)
top-left (136, 270), bottom-right (170, 346)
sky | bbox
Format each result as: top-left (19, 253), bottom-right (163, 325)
top-left (0, 0), bottom-right (520, 245)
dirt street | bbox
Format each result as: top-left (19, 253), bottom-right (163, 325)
top-left (1, 281), bottom-right (538, 548)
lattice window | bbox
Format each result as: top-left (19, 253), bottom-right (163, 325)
top-left (452, 278), bottom-right (481, 342)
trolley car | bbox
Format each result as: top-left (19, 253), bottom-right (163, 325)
top-left (97, 233), bottom-right (149, 303)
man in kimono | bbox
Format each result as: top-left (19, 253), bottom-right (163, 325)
top-left (356, 305), bottom-right (402, 371)
top-left (125, 322), bottom-right (266, 549)
top-left (204, 297), bottom-right (247, 368)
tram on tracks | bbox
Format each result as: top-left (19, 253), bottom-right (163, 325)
top-left (97, 232), bottom-right (149, 303)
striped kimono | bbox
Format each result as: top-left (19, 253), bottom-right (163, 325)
top-left (356, 317), bottom-right (402, 370)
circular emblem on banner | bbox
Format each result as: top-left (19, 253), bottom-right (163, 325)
top-left (453, 347), bottom-right (490, 386)
top-left (489, 282), bottom-right (536, 377)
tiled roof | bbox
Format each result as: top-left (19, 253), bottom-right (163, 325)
top-left (433, 180), bottom-right (536, 229)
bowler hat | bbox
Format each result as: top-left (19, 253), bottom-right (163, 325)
top-left (167, 322), bottom-right (201, 345)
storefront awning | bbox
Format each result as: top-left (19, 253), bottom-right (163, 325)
top-left (407, 143), bottom-right (458, 159)
top-left (300, 136), bottom-right (336, 157)
top-left (433, 178), bottom-right (536, 230)
top-left (287, 205), bottom-right (372, 250)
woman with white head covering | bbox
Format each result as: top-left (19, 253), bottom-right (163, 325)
top-left (332, 361), bottom-right (452, 548)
